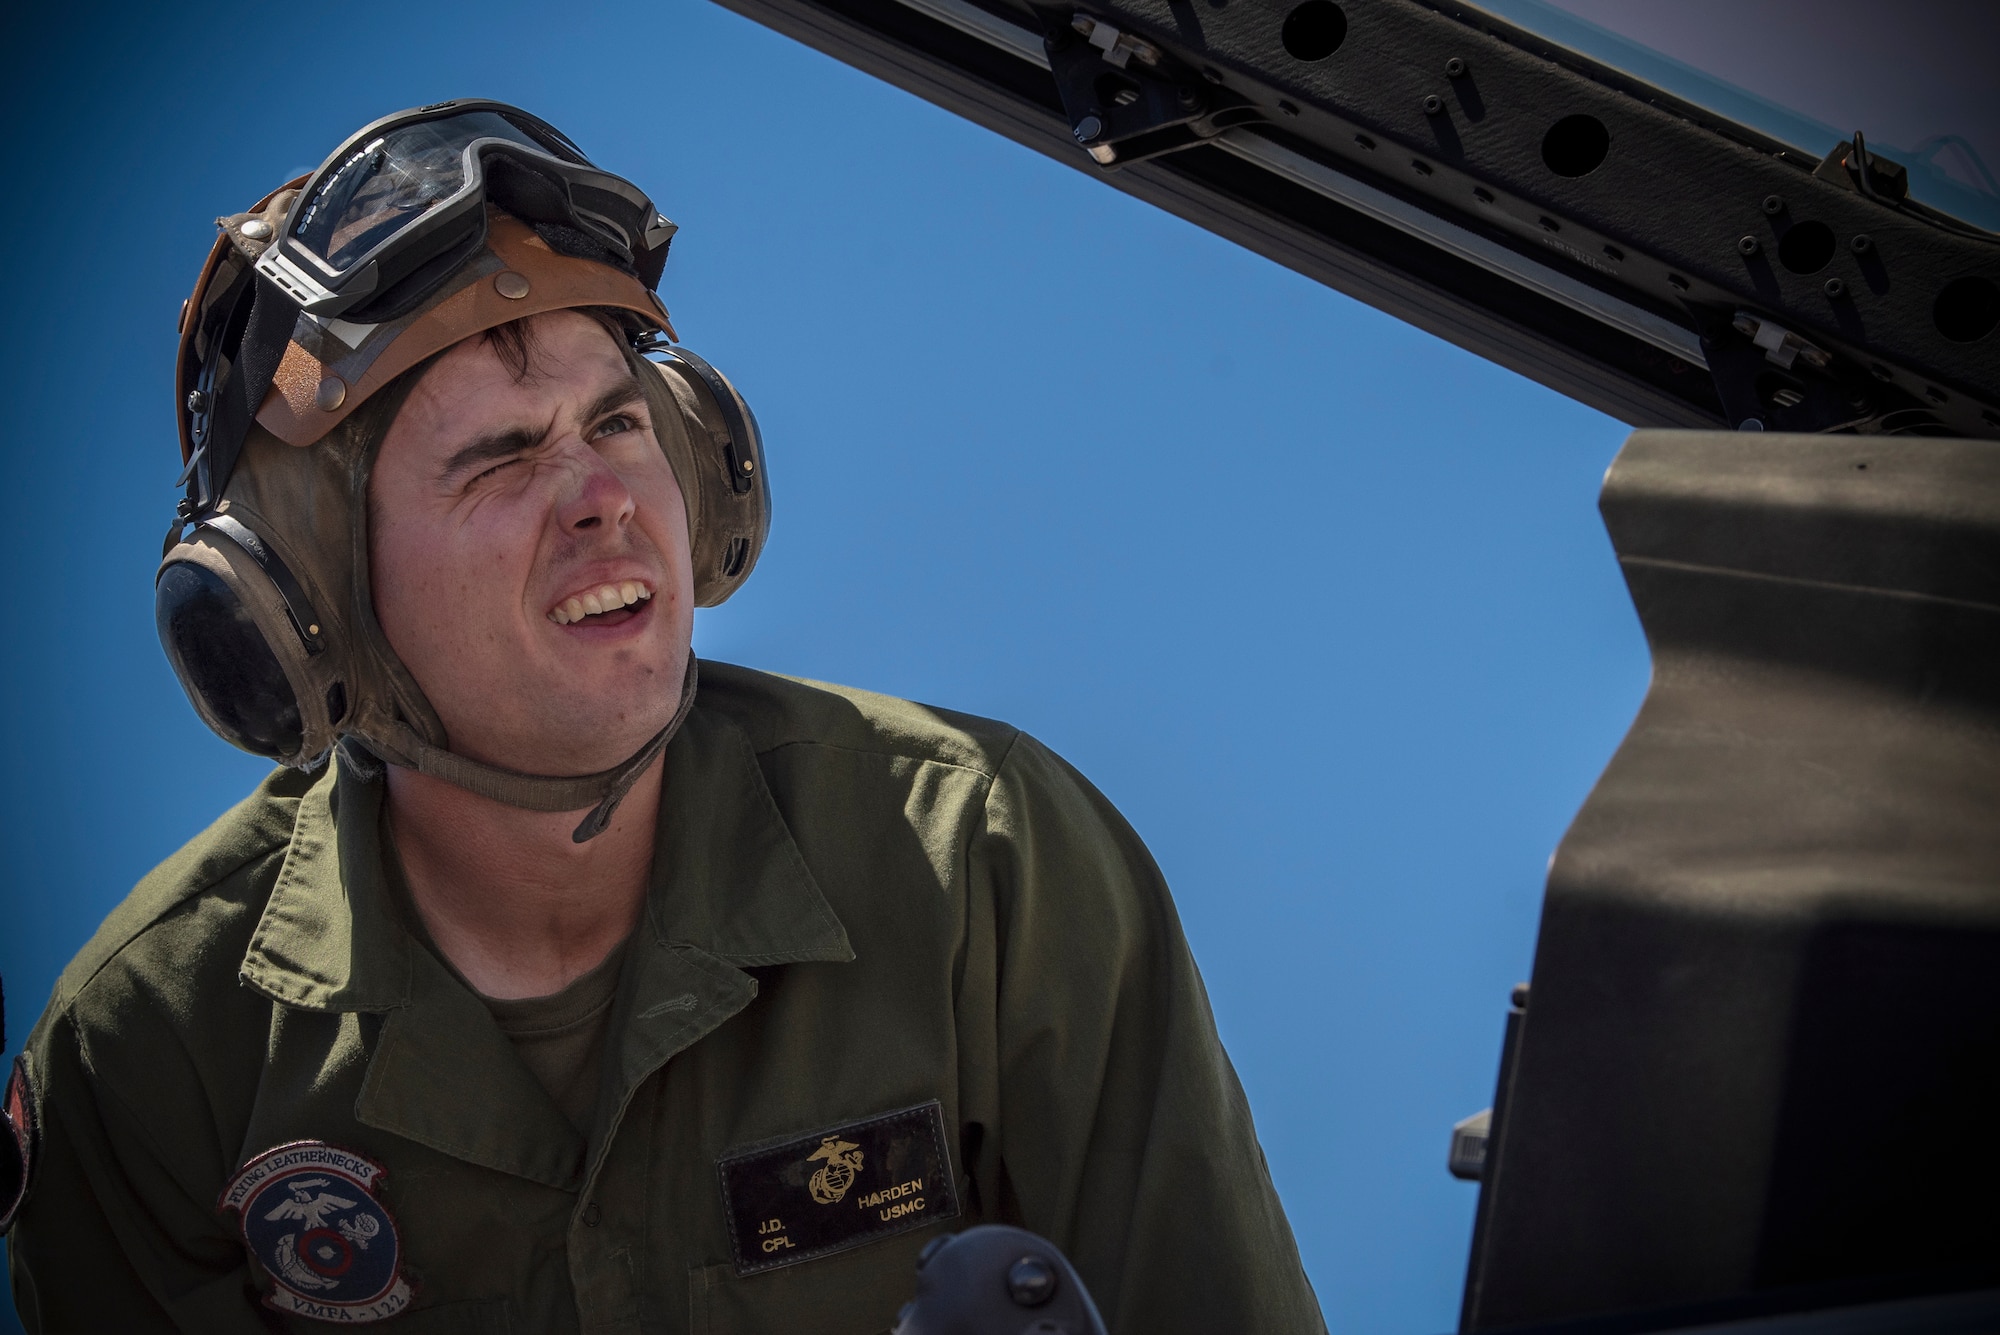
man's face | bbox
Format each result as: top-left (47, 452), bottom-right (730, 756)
top-left (369, 310), bottom-right (695, 776)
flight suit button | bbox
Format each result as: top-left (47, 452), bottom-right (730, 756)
top-left (582, 1202), bottom-right (602, 1227)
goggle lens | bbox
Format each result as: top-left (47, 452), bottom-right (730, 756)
top-left (290, 111), bottom-right (560, 274)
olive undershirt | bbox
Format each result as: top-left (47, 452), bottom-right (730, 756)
top-left (381, 808), bottom-right (625, 1135)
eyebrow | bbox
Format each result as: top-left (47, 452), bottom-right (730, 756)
top-left (438, 373), bottom-right (650, 481)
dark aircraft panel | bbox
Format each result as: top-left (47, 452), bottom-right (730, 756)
top-left (712, 0), bottom-right (1998, 438)
top-left (1466, 429), bottom-right (2000, 1329)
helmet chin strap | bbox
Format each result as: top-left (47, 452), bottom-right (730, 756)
top-left (364, 655), bottom-right (700, 843)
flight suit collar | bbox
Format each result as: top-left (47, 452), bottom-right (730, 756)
top-left (237, 694), bottom-right (855, 1190)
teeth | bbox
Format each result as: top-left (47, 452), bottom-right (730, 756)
top-left (547, 581), bottom-right (652, 625)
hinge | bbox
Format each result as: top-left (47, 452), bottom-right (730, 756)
top-left (1032, 7), bottom-right (1261, 166)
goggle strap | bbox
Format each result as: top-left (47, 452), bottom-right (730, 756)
top-left (200, 275), bottom-right (295, 510)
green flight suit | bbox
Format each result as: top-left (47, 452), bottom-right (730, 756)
top-left (6, 662), bottom-right (1324, 1333)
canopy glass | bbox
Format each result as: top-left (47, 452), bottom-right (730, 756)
top-left (1470, 0), bottom-right (2000, 235)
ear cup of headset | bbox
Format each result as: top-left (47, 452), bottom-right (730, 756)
top-left (641, 345), bottom-right (770, 607)
top-left (156, 521), bottom-right (346, 765)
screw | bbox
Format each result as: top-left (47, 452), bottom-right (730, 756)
top-left (1008, 1257), bottom-right (1058, 1307)
top-left (1850, 233), bottom-right (1873, 254)
top-left (1072, 115), bottom-right (1103, 142)
top-left (1422, 94), bottom-right (1444, 115)
top-left (1762, 194), bottom-right (1784, 215)
top-left (1824, 277), bottom-right (1847, 298)
top-left (186, 389), bottom-right (209, 414)
top-left (1445, 57), bottom-right (1467, 77)
top-left (1738, 235), bottom-right (1760, 256)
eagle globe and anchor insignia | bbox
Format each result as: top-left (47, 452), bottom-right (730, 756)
top-left (807, 1136), bottom-right (864, 1204)
top-left (221, 1141), bottom-right (413, 1322)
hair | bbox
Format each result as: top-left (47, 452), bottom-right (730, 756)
top-left (478, 306), bottom-right (638, 383)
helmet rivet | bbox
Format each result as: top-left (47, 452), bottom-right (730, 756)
top-left (741, 458), bottom-right (755, 474)
top-left (308, 624), bottom-right (321, 636)
top-left (494, 271), bottom-right (531, 300)
top-left (240, 218), bottom-right (273, 240)
top-left (314, 376), bottom-right (348, 412)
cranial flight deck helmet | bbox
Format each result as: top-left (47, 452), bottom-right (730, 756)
top-left (157, 100), bottom-right (771, 840)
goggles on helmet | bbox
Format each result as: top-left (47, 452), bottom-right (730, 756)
top-left (255, 100), bottom-right (676, 322)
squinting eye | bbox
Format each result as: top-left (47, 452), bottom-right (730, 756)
top-left (593, 414), bottom-right (638, 439)
top-left (473, 459), bottom-right (520, 483)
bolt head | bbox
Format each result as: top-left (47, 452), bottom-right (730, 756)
top-left (1007, 1256), bottom-right (1059, 1307)
top-left (1762, 194), bottom-right (1784, 215)
top-left (494, 270), bottom-right (531, 300)
top-left (314, 375), bottom-right (347, 413)
top-left (1422, 94), bottom-right (1444, 115)
top-left (1850, 233), bottom-right (1873, 254)
top-left (186, 389), bottom-right (209, 414)
top-left (1737, 235), bottom-right (1759, 256)
top-left (1072, 115), bottom-right (1104, 143)
top-left (1445, 57), bottom-right (1467, 77)
top-left (1824, 277), bottom-right (1847, 298)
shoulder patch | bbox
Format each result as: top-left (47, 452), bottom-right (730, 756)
top-left (0, 1055), bottom-right (37, 1233)
top-left (220, 1141), bottom-right (414, 1322)
top-left (718, 1099), bottom-right (959, 1275)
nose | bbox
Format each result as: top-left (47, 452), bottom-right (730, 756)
top-left (553, 438), bottom-right (637, 536)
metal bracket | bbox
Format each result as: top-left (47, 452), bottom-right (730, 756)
top-left (1032, 7), bottom-right (1261, 166)
top-left (1689, 305), bottom-right (1943, 436)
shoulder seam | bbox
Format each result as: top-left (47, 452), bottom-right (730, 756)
top-left (50, 838), bottom-right (291, 1025)
top-left (754, 729), bottom-right (1021, 781)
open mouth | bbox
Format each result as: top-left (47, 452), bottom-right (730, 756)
top-left (549, 580), bottom-right (653, 627)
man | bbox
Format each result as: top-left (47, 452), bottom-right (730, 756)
top-left (2, 101), bottom-right (1322, 1332)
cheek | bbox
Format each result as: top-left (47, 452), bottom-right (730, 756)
top-left (626, 457), bottom-right (694, 583)
top-left (370, 495), bottom-right (541, 643)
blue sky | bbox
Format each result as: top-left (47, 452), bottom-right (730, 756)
top-left (0, 2), bottom-right (1648, 1329)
